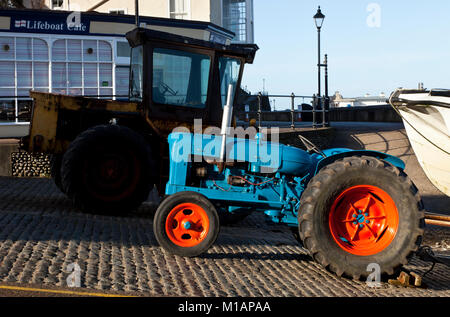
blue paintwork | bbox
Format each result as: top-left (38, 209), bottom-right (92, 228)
top-left (165, 132), bottom-right (406, 227)
top-left (315, 148), bottom-right (405, 173)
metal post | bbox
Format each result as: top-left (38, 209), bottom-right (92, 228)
top-left (291, 93), bottom-right (295, 130)
top-left (314, 6), bottom-right (325, 129)
top-left (135, 0), bottom-right (140, 27)
top-left (316, 28), bottom-right (321, 128)
top-left (322, 56), bottom-right (327, 127)
top-left (257, 92), bottom-right (262, 130)
top-left (317, 29), bottom-right (321, 98)
top-left (312, 94), bottom-right (317, 129)
top-left (324, 54), bottom-right (329, 127)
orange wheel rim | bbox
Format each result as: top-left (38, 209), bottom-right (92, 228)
top-left (165, 203), bottom-right (210, 248)
top-left (329, 185), bottom-right (399, 256)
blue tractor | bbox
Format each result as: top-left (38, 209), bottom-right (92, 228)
top-left (153, 85), bottom-right (425, 280)
top-left (23, 22), bottom-right (424, 279)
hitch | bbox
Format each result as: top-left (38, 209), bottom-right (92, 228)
top-left (416, 246), bottom-right (450, 269)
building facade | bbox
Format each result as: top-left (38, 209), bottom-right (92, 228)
top-left (28, 0), bottom-right (254, 44)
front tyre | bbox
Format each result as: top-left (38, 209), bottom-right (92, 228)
top-left (298, 156), bottom-right (425, 279)
top-left (153, 192), bottom-right (220, 257)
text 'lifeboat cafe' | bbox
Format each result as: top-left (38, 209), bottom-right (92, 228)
top-left (0, 8), bottom-right (234, 138)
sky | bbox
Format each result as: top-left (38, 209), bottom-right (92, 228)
top-left (241, 0), bottom-right (450, 105)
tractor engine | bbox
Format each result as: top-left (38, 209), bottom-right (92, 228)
top-left (165, 131), bottom-right (321, 226)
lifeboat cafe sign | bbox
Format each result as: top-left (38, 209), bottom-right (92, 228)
top-left (1, 8), bottom-right (235, 42)
top-left (11, 12), bottom-right (89, 35)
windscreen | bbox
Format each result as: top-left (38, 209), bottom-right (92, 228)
top-left (152, 48), bottom-right (211, 108)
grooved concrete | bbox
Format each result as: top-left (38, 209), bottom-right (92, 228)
top-left (0, 177), bottom-right (449, 297)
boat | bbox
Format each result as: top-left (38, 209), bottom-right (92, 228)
top-left (389, 88), bottom-right (450, 196)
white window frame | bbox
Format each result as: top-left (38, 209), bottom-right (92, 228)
top-left (108, 8), bottom-right (128, 15)
top-left (222, 0), bottom-right (254, 43)
top-left (114, 39), bottom-right (131, 65)
top-left (168, 0), bottom-right (191, 20)
top-left (0, 32), bottom-right (130, 126)
top-left (51, 0), bottom-right (65, 10)
top-left (51, 38), bottom-right (114, 98)
top-left (0, 34), bottom-right (50, 124)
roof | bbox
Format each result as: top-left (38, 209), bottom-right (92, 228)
top-left (126, 27), bottom-right (259, 63)
top-left (0, 8), bottom-right (235, 43)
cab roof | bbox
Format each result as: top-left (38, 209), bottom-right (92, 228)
top-left (125, 27), bottom-right (258, 64)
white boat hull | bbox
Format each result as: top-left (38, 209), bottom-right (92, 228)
top-left (390, 89), bottom-right (450, 196)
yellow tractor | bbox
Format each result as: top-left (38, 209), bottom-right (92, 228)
top-left (22, 27), bottom-right (258, 214)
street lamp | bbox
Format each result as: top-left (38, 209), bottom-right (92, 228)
top-left (313, 6), bottom-right (325, 127)
top-left (313, 6), bottom-right (325, 29)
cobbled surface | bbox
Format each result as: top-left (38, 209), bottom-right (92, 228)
top-left (0, 177), bottom-right (449, 297)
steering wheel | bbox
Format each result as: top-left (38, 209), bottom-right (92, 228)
top-left (298, 135), bottom-right (326, 158)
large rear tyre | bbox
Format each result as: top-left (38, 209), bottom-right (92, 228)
top-left (61, 125), bottom-right (155, 214)
top-left (50, 154), bottom-right (65, 194)
top-left (153, 192), bottom-right (220, 257)
top-left (298, 156), bottom-right (425, 279)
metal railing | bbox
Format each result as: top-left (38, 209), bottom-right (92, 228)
top-left (239, 92), bottom-right (331, 129)
top-left (0, 96), bottom-right (33, 124)
top-left (1, 93), bottom-right (332, 129)
top-left (0, 95), bottom-right (129, 126)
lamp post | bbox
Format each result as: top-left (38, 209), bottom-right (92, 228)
top-left (313, 6), bottom-right (325, 128)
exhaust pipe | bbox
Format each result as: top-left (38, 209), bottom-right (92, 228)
top-left (217, 84), bottom-right (234, 173)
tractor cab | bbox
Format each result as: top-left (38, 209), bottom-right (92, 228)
top-left (125, 27), bottom-right (258, 134)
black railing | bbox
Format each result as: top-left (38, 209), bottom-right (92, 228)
top-left (1, 93), bottom-right (332, 129)
top-left (238, 92), bottom-right (331, 129)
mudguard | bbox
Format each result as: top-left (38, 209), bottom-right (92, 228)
top-left (314, 148), bottom-right (405, 175)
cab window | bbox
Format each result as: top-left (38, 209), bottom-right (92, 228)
top-left (152, 48), bottom-right (211, 108)
top-left (219, 57), bottom-right (241, 107)
top-left (129, 45), bottom-right (143, 101)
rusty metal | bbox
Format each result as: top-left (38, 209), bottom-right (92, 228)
top-left (27, 91), bottom-right (140, 154)
top-left (425, 219), bottom-right (450, 228)
top-left (424, 212), bottom-right (450, 228)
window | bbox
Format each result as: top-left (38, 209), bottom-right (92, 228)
top-left (130, 45), bottom-right (143, 101)
top-left (117, 42), bottom-right (131, 58)
top-left (219, 57), bottom-right (241, 107)
top-left (109, 9), bottom-right (126, 15)
top-left (170, 0), bottom-right (189, 19)
top-left (51, 39), bottom-right (113, 97)
top-left (152, 48), bottom-right (210, 108)
top-left (223, 0), bottom-right (249, 43)
top-left (115, 66), bottom-right (130, 99)
top-left (52, 0), bottom-right (64, 9)
top-left (0, 36), bottom-right (49, 123)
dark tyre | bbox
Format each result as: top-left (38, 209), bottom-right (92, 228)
top-left (298, 156), bottom-right (425, 279)
top-left (61, 125), bottom-right (155, 214)
top-left (50, 154), bottom-right (65, 193)
top-left (153, 192), bottom-right (220, 257)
